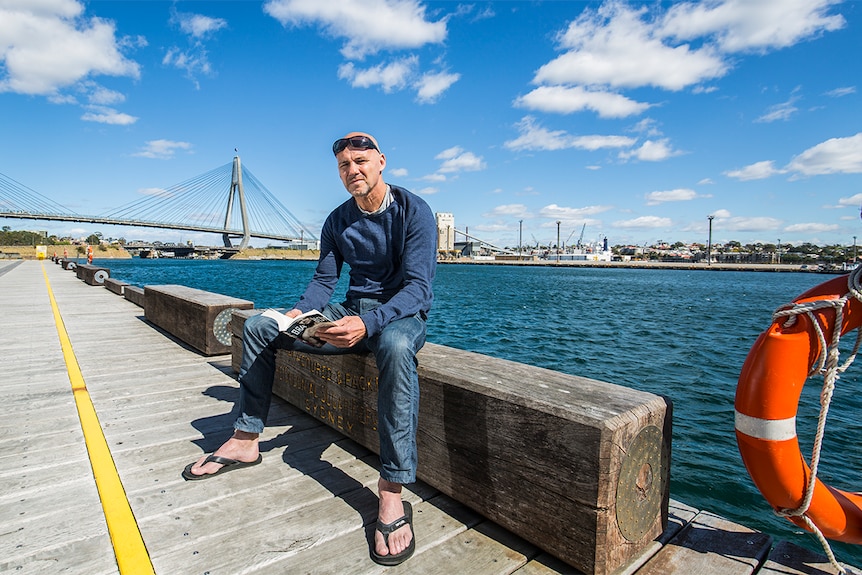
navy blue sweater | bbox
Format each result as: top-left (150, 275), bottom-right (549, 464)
top-left (295, 185), bottom-right (437, 337)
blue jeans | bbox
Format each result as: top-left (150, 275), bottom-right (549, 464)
top-left (235, 299), bottom-right (426, 485)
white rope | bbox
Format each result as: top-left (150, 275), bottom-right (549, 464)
top-left (769, 266), bottom-right (862, 575)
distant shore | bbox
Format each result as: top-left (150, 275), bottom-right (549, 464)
top-left (0, 245), bottom-right (832, 274)
top-left (437, 258), bottom-right (815, 273)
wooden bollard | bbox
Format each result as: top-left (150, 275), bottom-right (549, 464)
top-left (59, 259), bottom-right (77, 271)
top-left (145, 285), bottom-right (253, 355)
top-left (230, 310), bottom-right (671, 575)
top-left (76, 264), bottom-right (110, 285)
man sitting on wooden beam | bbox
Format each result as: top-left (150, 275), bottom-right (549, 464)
top-left (182, 131), bottom-right (437, 567)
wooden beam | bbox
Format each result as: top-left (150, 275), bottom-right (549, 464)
top-left (144, 285), bottom-right (253, 355)
top-left (231, 309), bottom-right (671, 575)
top-left (75, 264), bottom-right (110, 286)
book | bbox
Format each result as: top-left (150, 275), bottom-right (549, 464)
top-left (260, 308), bottom-right (335, 343)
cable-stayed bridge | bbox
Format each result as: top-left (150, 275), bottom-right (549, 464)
top-left (0, 156), bottom-right (317, 250)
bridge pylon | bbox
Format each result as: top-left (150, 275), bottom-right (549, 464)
top-left (223, 155), bottom-right (251, 249)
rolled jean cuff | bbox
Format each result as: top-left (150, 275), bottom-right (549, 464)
top-left (234, 413), bottom-right (265, 434)
top-left (380, 470), bottom-right (416, 485)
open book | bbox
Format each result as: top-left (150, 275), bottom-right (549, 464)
top-left (260, 308), bottom-right (335, 343)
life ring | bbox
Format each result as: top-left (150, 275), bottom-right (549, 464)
top-left (735, 272), bottom-right (862, 543)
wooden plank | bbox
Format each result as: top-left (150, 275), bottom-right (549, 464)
top-left (635, 510), bottom-right (772, 574)
top-left (760, 540), bottom-right (849, 575)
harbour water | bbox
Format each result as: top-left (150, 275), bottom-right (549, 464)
top-left (97, 257), bottom-right (862, 564)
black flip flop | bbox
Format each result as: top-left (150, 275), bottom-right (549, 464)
top-left (371, 501), bottom-right (415, 566)
top-left (181, 454), bottom-right (262, 481)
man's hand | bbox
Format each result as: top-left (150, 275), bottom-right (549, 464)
top-left (285, 309), bottom-right (302, 319)
top-left (314, 316), bottom-right (367, 348)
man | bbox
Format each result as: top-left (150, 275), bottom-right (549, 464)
top-left (183, 132), bottom-right (437, 566)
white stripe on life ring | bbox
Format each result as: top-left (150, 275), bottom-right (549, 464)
top-left (735, 410), bottom-right (797, 442)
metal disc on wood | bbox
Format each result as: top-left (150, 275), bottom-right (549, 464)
top-left (213, 308), bottom-right (236, 346)
top-left (615, 424), bottom-right (664, 541)
top-left (94, 270), bottom-right (108, 284)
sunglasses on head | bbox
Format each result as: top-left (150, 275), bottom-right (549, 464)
top-left (332, 136), bottom-right (379, 155)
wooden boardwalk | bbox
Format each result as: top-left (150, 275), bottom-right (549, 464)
top-left (0, 259), bottom-right (856, 575)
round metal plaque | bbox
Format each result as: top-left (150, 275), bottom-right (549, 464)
top-left (213, 308), bottom-right (237, 346)
top-left (94, 270), bottom-right (108, 284)
top-left (615, 425), bottom-right (665, 541)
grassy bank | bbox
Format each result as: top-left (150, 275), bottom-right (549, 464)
top-left (0, 246), bottom-right (132, 259)
top-left (231, 248), bottom-right (320, 260)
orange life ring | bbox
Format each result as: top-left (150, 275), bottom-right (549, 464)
top-left (735, 273), bottom-right (862, 543)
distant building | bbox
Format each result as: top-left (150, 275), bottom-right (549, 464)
top-left (436, 212), bottom-right (455, 252)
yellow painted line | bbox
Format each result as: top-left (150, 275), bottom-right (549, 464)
top-left (42, 264), bottom-right (155, 575)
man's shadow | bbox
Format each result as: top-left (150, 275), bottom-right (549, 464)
top-left (188, 383), bottom-right (382, 551)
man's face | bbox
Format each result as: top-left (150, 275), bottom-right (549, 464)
top-left (336, 146), bottom-right (386, 200)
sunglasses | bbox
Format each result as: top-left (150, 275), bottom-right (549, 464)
top-left (332, 136), bottom-right (379, 155)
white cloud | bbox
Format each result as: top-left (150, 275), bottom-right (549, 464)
top-left (613, 215), bottom-right (673, 229)
top-left (836, 193), bottom-right (862, 208)
top-left (784, 222), bottom-right (840, 233)
top-left (539, 204), bottom-right (613, 221)
top-left (719, 216), bottom-right (782, 232)
top-left (132, 139), bottom-right (193, 160)
top-left (515, 85), bottom-right (650, 118)
top-left (263, 0), bottom-right (446, 59)
top-left (388, 167), bottom-right (408, 178)
top-left (81, 105), bottom-right (137, 125)
top-left (724, 160), bottom-right (784, 181)
top-left (619, 139), bottom-right (682, 162)
top-left (436, 146), bottom-right (485, 173)
top-left (505, 117), bottom-right (635, 152)
top-left (786, 133), bottom-right (862, 176)
top-left (0, 0), bottom-right (140, 95)
top-left (825, 86), bottom-right (855, 98)
top-left (535, 2), bottom-right (727, 91)
top-left (645, 188), bottom-right (705, 205)
top-left (484, 204), bottom-right (532, 219)
top-left (165, 11), bottom-right (228, 87)
top-left (660, 0), bottom-right (845, 53)
top-left (712, 209), bottom-right (732, 218)
top-left (338, 57), bottom-right (416, 92)
top-left (415, 70), bottom-right (459, 103)
top-left (173, 12), bottom-right (227, 38)
top-left (755, 93), bottom-right (800, 123)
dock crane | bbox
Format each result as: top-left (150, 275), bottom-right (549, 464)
top-left (576, 223), bottom-right (586, 249)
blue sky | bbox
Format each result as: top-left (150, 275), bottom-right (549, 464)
top-left (1, 0), bottom-right (861, 249)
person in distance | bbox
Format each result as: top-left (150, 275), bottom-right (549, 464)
top-left (182, 131), bottom-right (437, 566)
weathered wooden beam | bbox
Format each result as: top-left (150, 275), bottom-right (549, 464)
top-left (75, 264), bottom-right (110, 286)
top-left (124, 285), bottom-right (145, 308)
top-left (144, 285), bottom-right (253, 355)
top-left (58, 258), bottom-right (77, 271)
top-left (103, 277), bottom-right (129, 296)
top-left (230, 309), bottom-right (671, 575)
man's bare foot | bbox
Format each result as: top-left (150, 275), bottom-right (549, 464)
top-left (186, 430), bottom-right (260, 478)
top-left (375, 477), bottom-right (413, 558)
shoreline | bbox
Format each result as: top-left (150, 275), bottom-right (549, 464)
top-left (437, 258), bottom-right (821, 273)
top-left (0, 245), bottom-right (836, 274)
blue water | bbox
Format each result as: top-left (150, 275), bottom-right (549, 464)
top-left (97, 258), bottom-right (862, 564)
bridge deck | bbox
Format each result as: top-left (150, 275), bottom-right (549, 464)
top-left (0, 259), bottom-right (854, 575)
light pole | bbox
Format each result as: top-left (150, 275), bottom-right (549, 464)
top-left (707, 215), bottom-right (714, 265)
top-left (777, 239), bottom-right (781, 265)
top-left (519, 219), bottom-right (523, 258)
top-left (556, 220), bottom-right (561, 262)
top-left (854, 236), bottom-right (857, 263)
